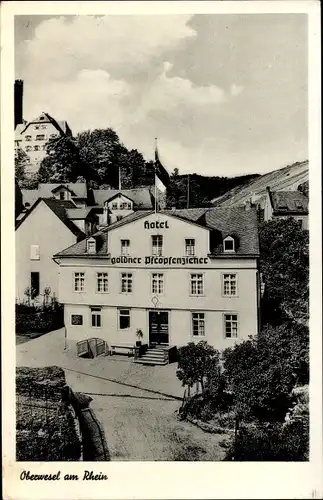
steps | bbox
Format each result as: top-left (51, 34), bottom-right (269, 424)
top-left (133, 346), bottom-right (168, 366)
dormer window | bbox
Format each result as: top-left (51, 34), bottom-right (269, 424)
top-left (223, 236), bottom-right (235, 253)
top-left (87, 238), bottom-right (96, 254)
top-left (111, 202), bottom-right (118, 210)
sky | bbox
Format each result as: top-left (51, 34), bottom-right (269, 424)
top-left (15, 14), bottom-right (308, 177)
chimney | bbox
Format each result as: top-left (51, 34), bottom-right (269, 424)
top-left (14, 80), bottom-right (24, 128)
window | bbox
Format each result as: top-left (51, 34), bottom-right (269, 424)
top-left (223, 274), bottom-right (237, 296)
top-left (190, 273), bottom-right (204, 295)
top-left (185, 238), bottom-right (195, 256)
top-left (152, 273), bottom-right (164, 294)
top-left (111, 202), bottom-right (118, 210)
top-left (42, 145), bottom-right (46, 150)
top-left (91, 307), bottom-right (101, 328)
top-left (122, 202), bottom-right (131, 210)
top-left (152, 235), bottom-right (163, 256)
top-left (25, 135), bottom-right (32, 141)
top-left (97, 272), bottom-right (108, 292)
top-left (34, 125), bottom-right (40, 130)
top-left (34, 145), bottom-right (40, 151)
top-left (25, 146), bottom-right (32, 152)
top-left (223, 236), bottom-right (235, 253)
top-left (87, 238), bottom-right (96, 254)
top-left (40, 124), bottom-right (47, 130)
top-left (192, 312), bottom-right (205, 337)
top-left (119, 309), bottom-right (130, 329)
top-left (121, 273), bottom-right (132, 293)
top-left (296, 219), bottom-right (303, 229)
top-left (71, 315), bottom-right (83, 325)
top-left (50, 133), bottom-right (58, 139)
top-left (74, 272), bottom-right (85, 292)
top-left (36, 134), bottom-right (45, 141)
top-left (59, 191), bottom-right (65, 200)
top-left (224, 314), bottom-right (238, 338)
top-left (121, 239), bottom-right (130, 256)
top-left (30, 244), bottom-right (40, 260)
top-left (30, 272), bottom-right (40, 296)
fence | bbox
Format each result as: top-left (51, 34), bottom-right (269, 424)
top-left (77, 338), bottom-right (108, 358)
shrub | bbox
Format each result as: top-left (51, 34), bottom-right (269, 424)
top-left (15, 306), bottom-right (64, 335)
top-left (222, 323), bottom-right (309, 421)
top-left (224, 420), bottom-right (308, 461)
top-left (177, 341), bottom-right (220, 394)
top-left (16, 367), bottom-right (81, 461)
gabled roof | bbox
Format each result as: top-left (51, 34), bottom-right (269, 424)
top-left (51, 184), bottom-right (76, 195)
top-left (18, 112), bottom-right (72, 136)
top-left (55, 206), bottom-right (259, 258)
top-left (269, 190), bottom-right (308, 214)
top-left (66, 208), bottom-right (98, 220)
top-left (21, 183), bottom-right (88, 207)
top-left (93, 188), bottom-right (154, 209)
top-left (15, 198), bottom-right (86, 240)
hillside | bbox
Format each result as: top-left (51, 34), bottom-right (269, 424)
top-left (212, 160), bottom-right (309, 208)
top-left (166, 173), bottom-right (260, 209)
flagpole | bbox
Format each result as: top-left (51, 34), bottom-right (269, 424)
top-left (187, 173), bottom-right (190, 209)
top-left (154, 137), bottom-right (157, 213)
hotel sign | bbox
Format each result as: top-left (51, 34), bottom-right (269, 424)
top-left (109, 256), bottom-right (209, 265)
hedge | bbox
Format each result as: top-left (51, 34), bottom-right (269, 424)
top-left (16, 367), bottom-right (82, 461)
top-left (16, 308), bottom-right (64, 335)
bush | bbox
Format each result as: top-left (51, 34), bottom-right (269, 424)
top-left (16, 366), bottom-right (66, 400)
top-left (177, 341), bottom-right (220, 393)
top-left (222, 323), bottom-right (309, 421)
top-left (16, 367), bottom-right (81, 461)
top-left (224, 419), bottom-right (309, 461)
top-left (15, 305), bottom-right (64, 335)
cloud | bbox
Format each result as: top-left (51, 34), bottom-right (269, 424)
top-left (22, 15), bottom-right (196, 82)
top-left (230, 84), bottom-right (244, 97)
top-left (17, 14), bottom-right (308, 176)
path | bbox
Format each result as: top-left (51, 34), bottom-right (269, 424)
top-left (16, 329), bottom-right (227, 460)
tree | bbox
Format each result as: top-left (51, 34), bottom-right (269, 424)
top-left (222, 322), bottom-right (309, 422)
top-left (38, 136), bottom-right (81, 183)
top-left (259, 218), bottom-right (309, 325)
top-left (176, 341), bottom-right (219, 394)
top-left (15, 148), bottom-right (30, 183)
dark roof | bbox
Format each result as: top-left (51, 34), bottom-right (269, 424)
top-left (21, 183), bottom-right (88, 207)
top-left (269, 191), bottom-right (308, 214)
top-left (93, 188), bottom-right (154, 209)
top-left (55, 206), bottom-right (259, 258)
top-left (15, 198), bottom-right (86, 239)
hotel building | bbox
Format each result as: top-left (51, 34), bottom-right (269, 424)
top-left (54, 207), bottom-right (260, 353)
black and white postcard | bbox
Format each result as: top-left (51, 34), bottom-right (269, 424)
top-left (1, 1), bottom-right (322, 499)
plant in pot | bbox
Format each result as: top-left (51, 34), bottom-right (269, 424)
top-left (136, 329), bottom-right (144, 347)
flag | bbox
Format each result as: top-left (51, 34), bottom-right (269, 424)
top-left (155, 144), bottom-right (170, 188)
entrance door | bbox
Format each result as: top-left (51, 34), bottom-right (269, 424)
top-left (149, 310), bottom-right (169, 345)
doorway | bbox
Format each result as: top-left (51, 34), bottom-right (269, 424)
top-left (149, 310), bottom-right (169, 345)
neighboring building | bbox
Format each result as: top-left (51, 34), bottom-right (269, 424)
top-left (21, 182), bottom-right (93, 211)
top-left (14, 80), bottom-right (24, 129)
top-left (15, 198), bottom-right (98, 301)
top-left (15, 180), bottom-right (23, 220)
top-left (212, 160), bottom-right (309, 208)
top-left (54, 206), bottom-right (260, 354)
top-left (263, 187), bottom-right (309, 229)
top-left (92, 188), bottom-right (156, 226)
top-left (15, 112), bottom-right (72, 172)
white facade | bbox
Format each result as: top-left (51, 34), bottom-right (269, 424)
top-left (16, 201), bottom-right (78, 301)
top-left (15, 112), bottom-right (71, 172)
top-left (57, 212), bottom-right (259, 351)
